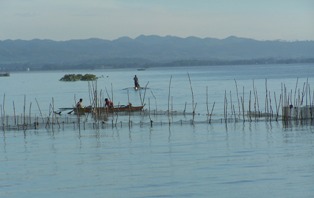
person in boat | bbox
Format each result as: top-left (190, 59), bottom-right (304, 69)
top-left (123, 102), bottom-right (132, 108)
top-left (134, 75), bottom-right (140, 89)
top-left (76, 98), bottom-right (83, 108)
top-left (105, 98), bottom-right (114, 108)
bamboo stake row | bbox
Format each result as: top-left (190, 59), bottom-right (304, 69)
top-left (1, 78), bottom-right (313, 131)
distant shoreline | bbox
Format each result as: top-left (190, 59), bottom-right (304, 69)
top-left (2, 58), bottom-right (314, 72)
top-left (1, 36), bottom-right (313, 72)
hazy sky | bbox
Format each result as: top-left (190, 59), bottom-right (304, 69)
top-left (1, 0), bottom-right (313, 41)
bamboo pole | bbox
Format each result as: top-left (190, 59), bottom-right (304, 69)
top-left (242, 86), bottom-right (245, 120)
top-left (224, 90), bottom-right (227, 123)
top-left (265, 78), bottom-right (268, 114)
top-left (256, 87), bottom-right (260, 117)
top-left (171, 96), bottom-right (173, 114)
top-left (241, 96), bottom-right (245, 122)
top-left (274, 92), bottom-right (278, 121)
top-left (229, 91), bottom-right (233, 119)
top-left (13, 101), bottom-right (16, 125)
top-left (150, 90), bottom-right (157, 114)
top-left (2, 94), bottom-right (5, 126)
top-left (296, 85), bottom-right (300, 108)
top-left (234, 79), bottom-right (240, 118)
top-left (294, 78), bottom-right (298, 107)
top-left (111, 83), bottom-right (114, 105)
top-left (23, 95), bottom-right (26, 128)
top-left (253, 80), bottom-right (257, 119)
top-left (249, 90), bottom-right (252, 121)
top-left (309, 90), bottom-right (314, 120)
top-left (300, 82), bottom-right (307, 105)
top-left (305, 78), bottom-right (309, 106)
top-left (0, 104), bottom-right (2, 131)
top-left (141, 82), bottom-right (149, 106)
top-left (35, 98), bottom-right (44, 124)
top-left (51, 98), bottom-right (55, 127)
top-left (269, 90), bottom-right (273, 120)
top-left (252, 80), bottom-right (260, 118)
top-left (114, 102), bottom-right (119, 127)
top-left (209, 102), bottom-right (215, 124)
top-left (127, 89), bottom-right (131, 126)
top-left (148, 98), bottom-right (153, 127)
top-left (187, 73), bottom-right (195, 114)
top-left (309, 85), bottom-right (312, 119)
top-left (283, 83), bottom-right (286, 107)
top-left (168, 76), bottom-right (172, 113)
top-left (29, 102), bottom-right (32, 126)
top-left (233, 104), bottom-right (236, 121)
top-left (206, 86), bottom-right (209, 122)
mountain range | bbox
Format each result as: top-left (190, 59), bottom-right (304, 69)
top-left (0, 35), bottom-right (313, 71)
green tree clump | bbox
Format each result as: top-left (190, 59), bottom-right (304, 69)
top-left (81, 74), bottom-right (98, 81)
top-left (60, 74), bottom-right (97, 81)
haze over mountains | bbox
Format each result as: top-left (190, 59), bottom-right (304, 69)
top-left (0, 35), bottom-right (313, 71)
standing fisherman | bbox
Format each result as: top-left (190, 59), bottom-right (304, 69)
top-left (134, 75), bottom-right (140, 89)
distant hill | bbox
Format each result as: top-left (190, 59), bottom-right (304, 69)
top-left (0, 35), bottom-right (314, 71)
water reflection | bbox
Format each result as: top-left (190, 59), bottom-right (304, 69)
top-left (1, 131), bottom-right (6, 153)
top-left (282, 119), bottom-right (314, 130)
top-left (1, 119), bottom-right (314, 198)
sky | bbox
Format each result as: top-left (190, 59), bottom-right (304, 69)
top-left (0, 0), bottom-right (313, 41)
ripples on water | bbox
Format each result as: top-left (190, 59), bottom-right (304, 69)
top-left (1, 121), bottom-right (314, 198)
top-left (1, 64), bottom-right (314, 197)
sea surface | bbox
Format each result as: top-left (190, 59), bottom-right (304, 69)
top-left (1, 64), bottom-right (314, 197)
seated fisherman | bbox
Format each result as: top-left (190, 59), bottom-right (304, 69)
top-left (76, 98), bottom-right (83, 108)
top-left (104, 98), bottom-right (114, 108)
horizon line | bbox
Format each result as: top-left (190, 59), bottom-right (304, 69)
top-left (1, 34), bottom-right (313, 42)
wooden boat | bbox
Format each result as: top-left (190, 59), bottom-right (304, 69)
top-left (73, 107), bottom-right (91, 115)
top-left (58, 106), bottom-right (92, 115)
top-left (70, 105), bottom-right (144, 114)
top-left (91, 105), bottom-right (145, 113)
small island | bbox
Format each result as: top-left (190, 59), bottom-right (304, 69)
top-left (59, 74), bottom-right (98, 81)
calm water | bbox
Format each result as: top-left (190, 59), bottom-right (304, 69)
top-left (1, 64), bottom-right (314, 197)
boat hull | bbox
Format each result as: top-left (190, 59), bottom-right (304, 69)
top-left (74, 105), bottom-right (144, 114)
